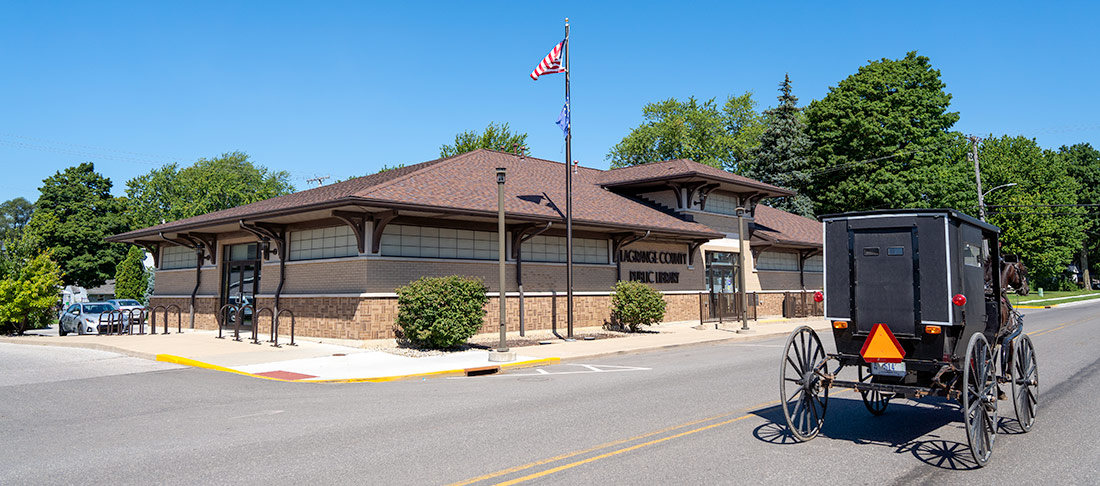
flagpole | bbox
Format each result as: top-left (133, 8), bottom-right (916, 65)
top-left (564, 17), bottom-right (574, 339)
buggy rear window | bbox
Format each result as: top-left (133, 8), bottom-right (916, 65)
top-left (863, 247), bottom-right (879, 257)
top-left (887, 247), bottom-right (904, 256)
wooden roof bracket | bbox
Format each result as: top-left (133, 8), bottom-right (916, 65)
top-left (611, 231), bottom-right (651, 262)
top-left (692, 183), bottom-right (721, 211)
top-left (744, 193), bottom-right (765, 218)
top-left (369, 210), bottom-right (398, 254)
top-left (332, 210), bottom-right (368, 254)
top-left (240, 221), bottom-right (287, 260)
top-left (687, 239), bottom-right (709, 267)
top-left (133, 239), bottom-right (162, 268)
top-left (182, 232), bottom-right (218, 264)
top-left (510, 221), bottom-right (553, 260)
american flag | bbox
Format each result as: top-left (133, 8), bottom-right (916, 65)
top-left (529, 40), bottom-right (566, 80)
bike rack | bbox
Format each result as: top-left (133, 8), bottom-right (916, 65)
top-left (149, 305), bottom-right (166, 335)
top-left (251, 307), bottom-right (275, 345)
top-left (232, 304), bottom-right (253, 342)
top-left (127, 308), bottom-right (149, 334)
top-left (164, 304), bottom-right (182, 334)
top-left (216, 304), bottom-right (240, 340)
top-left (97, 310), bottom-right (126, 335)
top-left (275, 308), bottom-right (297, 347)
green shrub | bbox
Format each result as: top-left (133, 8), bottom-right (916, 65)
top-left (395, 275), bottom-right (488, 349)
top-left (610, 280), bottom-right (667, 332)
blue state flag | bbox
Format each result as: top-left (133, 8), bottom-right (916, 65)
top-left (556, 97), bottom-right (570, 139)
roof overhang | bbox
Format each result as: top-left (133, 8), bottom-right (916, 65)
top-left (107, 197), bottom-right (723, 244)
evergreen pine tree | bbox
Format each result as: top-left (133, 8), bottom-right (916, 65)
top-left (114, 246), bottom-right (149, 303)
top-left (746, 74), bottom-right (814, 217)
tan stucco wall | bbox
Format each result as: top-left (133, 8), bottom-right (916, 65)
top-left (756, 271), bottom-right (823, 290)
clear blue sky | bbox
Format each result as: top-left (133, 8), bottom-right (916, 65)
top-left (2, 1), bottom-right (1097, 203)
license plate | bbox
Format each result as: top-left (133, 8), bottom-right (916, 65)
top-left (871, 362), bottom-right (906, 377)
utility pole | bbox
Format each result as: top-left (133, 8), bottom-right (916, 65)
top-left (969, 135), bottom-right (986, 221)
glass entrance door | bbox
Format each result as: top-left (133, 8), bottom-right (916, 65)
top-left (705, 251), bottom-right (740, 319)
top-left (221, 243), bottom-right (260, 328)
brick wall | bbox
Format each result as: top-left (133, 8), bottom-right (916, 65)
top-left (151, 292), bottom-right (702, 341)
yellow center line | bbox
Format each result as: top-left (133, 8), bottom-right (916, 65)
top-left (448, 400), bottom-right (778, 486)
top-left (492, 414), bottom-right (755, 486)
top-left (1028, 323), bottom-right (1071, 337)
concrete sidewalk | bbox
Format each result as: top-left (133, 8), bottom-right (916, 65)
top-left (1, 316), bottom-right (828, 382)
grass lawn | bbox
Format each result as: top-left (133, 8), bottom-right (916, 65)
top-left (1009, 288), bottom-right (1100, 306)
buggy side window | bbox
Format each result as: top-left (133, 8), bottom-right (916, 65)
top-left (963, 242), bottom-right (983, 267)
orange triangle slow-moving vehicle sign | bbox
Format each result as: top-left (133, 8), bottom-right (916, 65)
top-left (860, 323), bottom-right (906, 363)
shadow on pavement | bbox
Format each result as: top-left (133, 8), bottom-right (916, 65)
top-left (750, 396), bottom-right (986, 470)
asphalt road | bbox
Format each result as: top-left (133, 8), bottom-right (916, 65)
top-left (1, 300), bottom-right (1097, 485)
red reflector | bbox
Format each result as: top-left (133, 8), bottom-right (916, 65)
top-left (952, 294), bottom-right (967, 306)
top-left (813, 291), bottom-right (824, 303)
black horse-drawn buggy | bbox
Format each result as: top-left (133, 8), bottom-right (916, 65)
top-left (779, 209), bottom-right (1038, 466)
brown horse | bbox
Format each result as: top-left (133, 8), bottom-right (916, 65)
top-left (997, 259), bottom-right (1029, 332)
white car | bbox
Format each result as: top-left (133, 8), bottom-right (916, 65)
top-left (58, 303), bottom-right (127, 335)
top-left (107, 299), bottom-right (145, 324)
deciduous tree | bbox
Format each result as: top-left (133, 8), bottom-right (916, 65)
top-left (0, 241), bottom-right (63, 336)
top-left (0, 197), bottom-right (34, 241)
top-left (26, 163), bottom-right (130, 288)
top-left (805, 52), bottom-right (967, 214)
top-left (439, 122), bottom-right (528, 158)
top-left (607, 93), bottom-right (763, 171)
top-left (125, 151), bottom-right (294, 229)
top-left (1059, 143), bottom-right (1100, 283)
top-left (980, 136), bottom-right (1085, 286)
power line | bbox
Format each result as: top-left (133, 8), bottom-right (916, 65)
top-left (986, 203), bottom-right (1100, 208)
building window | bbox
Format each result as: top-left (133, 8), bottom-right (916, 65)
top-left (289, 226), bottom-right (358, 261)
top-left (756, 251), bottom-right (800, 271)
top-left (380, 224), bottom-right (498, 260)
top-left (804, 255), bottom-right (823, 273)
top-left (161, 245), bottom-right (197, 270)
top-left (521, 235), bottom-right (608, 264)
top-left (704, 193), bottom-right (739, 216)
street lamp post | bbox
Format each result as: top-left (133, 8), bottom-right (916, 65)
top-left (982, 182), bottom-right (1018, 220)
top-left (735, 206), bottom-right (753, 334)
top-left (490, 167), bottom-right (515, 362)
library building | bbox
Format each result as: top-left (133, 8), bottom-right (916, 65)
top-left (108, 149), bottom-right (823, 340)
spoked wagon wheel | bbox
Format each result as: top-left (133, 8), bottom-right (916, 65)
top-left (858, 366), bottom-right (892, 416)
top-left (963, 332), bottom-right (997, 467)
top-left (1012, 334), bottom-right (1038, 432)
top-left (780, 326), bottom-right (829, 441)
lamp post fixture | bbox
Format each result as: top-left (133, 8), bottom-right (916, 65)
top-left (981, 182), bottom-right (1018, 221)
top-left (490, 167), bottom-right (515, 362)
top-left (735, 206), bottom-right (753, 334)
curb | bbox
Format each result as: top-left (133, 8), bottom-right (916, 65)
top-left (534, 322), bottom-right (833, 363)
top-left (0, 337), bottom-right (157, 361)
top-left (154, 354), bottom-right (561, 383)
top-left (1016, 305), bottom-right (1053, 309)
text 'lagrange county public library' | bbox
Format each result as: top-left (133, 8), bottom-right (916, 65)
top-left (108, 150), bottom-right (823, 340)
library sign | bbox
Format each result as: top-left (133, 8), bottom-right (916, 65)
top-left (618, 249), bottom-right (688, 285)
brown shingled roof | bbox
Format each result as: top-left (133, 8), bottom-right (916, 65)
top-left (599, 159), bottom-right (794, 196)
top-left (111, 150), bottom-right (723, 241)
top-left (751, 205), bottom-right (822, 248)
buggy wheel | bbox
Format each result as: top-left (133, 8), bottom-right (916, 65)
top-left (963, 332), bottom-right (997, 467)
top-left (858, 366), bottom-right (891, 416)
top-left (779, 326), bottom-right (829, 441)
top-left (1011, 334), bottom-right (1038, 432)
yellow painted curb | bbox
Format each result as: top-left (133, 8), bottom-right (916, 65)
top-left (1015, 305), bottom-right (1052, 309)
top-left (155, 354), bottom-right (561, 384)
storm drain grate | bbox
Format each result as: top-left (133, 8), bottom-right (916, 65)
top-left (464, 365), bottom-right (501, 377)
